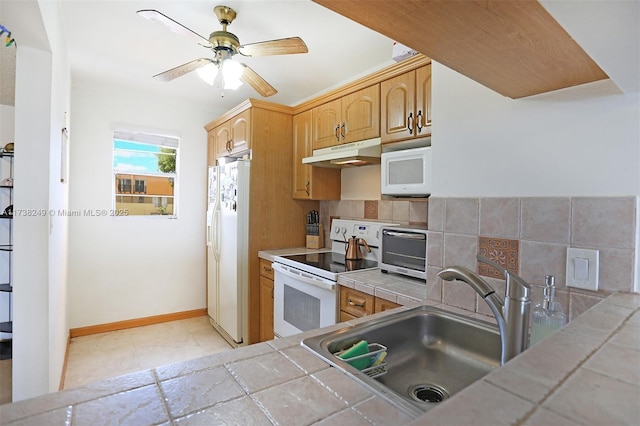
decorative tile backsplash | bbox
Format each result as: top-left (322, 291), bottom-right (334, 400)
top-left (478, 236), bottom-right (520, 278)
top-left (320, 196), bottom-right (638, 322)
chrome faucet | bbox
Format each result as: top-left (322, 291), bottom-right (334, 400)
top-left (437, 255), bottom-right (531, 365)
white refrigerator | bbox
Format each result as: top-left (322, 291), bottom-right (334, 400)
top-left (206, 159), bottom-right (250, 346)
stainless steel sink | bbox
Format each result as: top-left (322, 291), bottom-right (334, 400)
top-left (302, 305), bottom-right (501, 418)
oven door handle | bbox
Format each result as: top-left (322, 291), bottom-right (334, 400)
top-left (272, 263), bottom-right (336, 291)
top-left (383, 230), bottom-right (426, 239)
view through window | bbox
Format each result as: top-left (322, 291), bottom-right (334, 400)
top-left (113, 130), bottom-right (178, 217)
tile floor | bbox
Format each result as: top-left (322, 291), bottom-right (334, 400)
top-left (0, 315), bottom-right (233, 402)
top-left (63, 315), bottom-right (233, 389)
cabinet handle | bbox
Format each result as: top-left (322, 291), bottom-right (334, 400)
top-left (416, 110), bottom-right (423, 133)
top-left (263, 267), bottom-right (273, 273)
top-left (335, 125), bottom-right (340, 142)
top-left (341, 123), bottom-right (346, 139)
top-left (348, 298), bottom-right (365, 308)
top-left (305, 181), bottom-right (310, 196)
top-left (407, 112), bottom-right (414, 135)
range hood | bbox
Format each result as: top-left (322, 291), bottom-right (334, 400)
top-left (302, 138), bottom-right (381, 168)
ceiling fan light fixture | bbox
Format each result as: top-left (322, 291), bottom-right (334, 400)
top-left (196, 62), bottom-right (218, 85)
top-left (222, 59), bottom-right (243, 90)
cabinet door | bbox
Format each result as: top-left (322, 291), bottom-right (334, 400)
top-left (415, 64), bottom-right (432, 137)
top-left (259, 276), bottom-right (274, 342)
top-left (381, 71), bottom-right (415, 143)
top-left (374, 298), bottom-right (401, 313)
top-left (229, 109), bottom-right (251, 155)
top-left (341, 85), bottom-right (380, 144)
top-left (292, 111), bottom-right (313, 199)
top-left (293, 111), bottom-right (341, 200)
top-left (312, 98), bottom-right (342, 150)
top-left (214, 124), bottom-right (231, 157)
top-left (207, 131), bottom-right (216, 166)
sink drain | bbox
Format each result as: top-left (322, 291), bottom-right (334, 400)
top-left (408, 384), bottom-right (449, 403)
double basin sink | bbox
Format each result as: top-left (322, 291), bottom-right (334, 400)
top-left (302, 305), bottom-right (501, 418)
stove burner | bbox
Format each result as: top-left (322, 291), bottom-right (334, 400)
top-left (282, 253), bottom-right (378, 274)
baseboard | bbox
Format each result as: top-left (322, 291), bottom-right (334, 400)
top-left (69, 308), bottom-right (208, 338)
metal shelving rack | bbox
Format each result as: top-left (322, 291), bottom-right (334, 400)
top-left (0, 150), bottom-right (13, 360)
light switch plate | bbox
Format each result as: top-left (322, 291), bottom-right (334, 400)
top-left (566, 248), bottom-right (599, 291)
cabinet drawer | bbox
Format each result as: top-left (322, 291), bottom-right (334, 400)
top-left (374, 297), bottom-right (401, 313)
top-left (259, 259), bottom-right (274, 280)
top-left (340, 287), bottom-right (374, 318)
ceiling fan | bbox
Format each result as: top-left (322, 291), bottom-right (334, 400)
top-left (137, 5), bottom-right (308, 97)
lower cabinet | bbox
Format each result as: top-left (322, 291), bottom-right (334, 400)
top-left (339, 286), bottom-right (401, 321)
top-left (259, 259), bottom-right (274, 342)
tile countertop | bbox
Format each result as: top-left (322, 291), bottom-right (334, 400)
top-left (1, 276), bottom-right (639, 425)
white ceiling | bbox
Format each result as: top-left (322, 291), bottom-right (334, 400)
top-left (58, 0), bottom-right (395, 113)
top-left (1, 1), bottom-right (638, 113)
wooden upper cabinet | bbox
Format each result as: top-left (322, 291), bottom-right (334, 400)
top-left (312, 98), bottom-right (342, 150)
top-left (312, 85), bottom-right (380, 150)
top-left (416, 64), bottom-right (432, 131)
top-left (292, 111), bottom-right (313, 198)
top-left (228, 109), bottom-right (251, 156)
top-left (210, 109), bottom-right (252, 158)
top-left (341, 85), bottom-right (380, 144)
top-left (213, 124), bottom-right (231, 158)
top-left (292, 110), bottom-right (340, 200)
top-left (207, 132), bottom-right (216, 167)
top-left (381, 64), bottom-right (431, 144)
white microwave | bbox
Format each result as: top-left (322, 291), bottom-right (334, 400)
top-left (381, 146), bottom-right (432, 197)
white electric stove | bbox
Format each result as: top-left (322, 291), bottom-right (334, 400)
top-left (272, 219), bottom-right (398, 337)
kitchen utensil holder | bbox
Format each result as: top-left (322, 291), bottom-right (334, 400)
top-left (306, 223), bottom-right (324, 249)
top-left (335, 342), bottom-right (388, 379)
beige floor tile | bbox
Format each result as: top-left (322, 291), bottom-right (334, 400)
top-left (64, 345), bottom-right (141, 389)
top-left (136, 344), bottom-right (206, 371)
top-left (190, 328), bottom-right (233, 354)
top-left (63, 316), bottom-right (231, 391)
top-left (67, 329), bottom-right (134, 355)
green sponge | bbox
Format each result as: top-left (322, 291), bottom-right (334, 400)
top-left (339, 340), bottom-right (370, 370)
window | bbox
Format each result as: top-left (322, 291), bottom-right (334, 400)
top-left (113, 130), bottom-right (178, 217)
top-left (134, 179), bottom-right (146, 194)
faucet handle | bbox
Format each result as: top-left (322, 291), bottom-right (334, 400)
top-left (477, 254), bottom-right (531, 300)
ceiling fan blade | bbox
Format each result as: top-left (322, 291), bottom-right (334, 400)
top-left (238, 37), bottom-right (308, 57)
top-left (137, 9), bottom-right (211, 47)
top-left (154, 58), bottom-right (213, 82)
top-left (240, 64), bottom-right (277, 97)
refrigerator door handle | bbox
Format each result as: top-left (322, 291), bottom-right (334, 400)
top-left (212, 208), bottom-right (221, 261)
top-left (206, 209), bottom-right (214, 247)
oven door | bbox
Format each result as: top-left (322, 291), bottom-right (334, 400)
top-left (272, 262), bottom-right (337, 337)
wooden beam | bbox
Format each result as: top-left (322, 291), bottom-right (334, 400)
top-left (313, 0), bottom-right (607, 98)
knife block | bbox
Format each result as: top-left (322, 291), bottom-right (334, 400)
top-left (306, 224), bottom-right (324, 249)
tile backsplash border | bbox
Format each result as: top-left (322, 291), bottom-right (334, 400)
top-left (320, 196), bottom-right (638, 322)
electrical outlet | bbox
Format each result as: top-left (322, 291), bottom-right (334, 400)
top-left (566, 248), bottom-right (599, 291)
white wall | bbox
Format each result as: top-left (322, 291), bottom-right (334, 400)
top-left (431, 61), bottom-right (640, 197)
top-left (67, 80), bottom-right (216, 328)
top-left (430, 61), bottom-right (640, 292)
top-left (6, 0), bottom-right (71, 401)
top-left (0, 105), bottom-right (14, 142)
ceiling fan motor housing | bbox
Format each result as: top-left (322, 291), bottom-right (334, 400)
top-left (209, 30), bottom-right (240, 52)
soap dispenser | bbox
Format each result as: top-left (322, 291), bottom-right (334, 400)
top-left (530, 275), bottom-right (567, 346)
